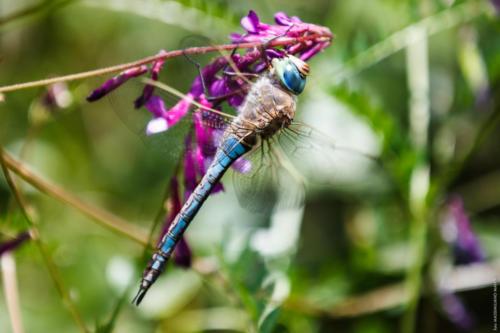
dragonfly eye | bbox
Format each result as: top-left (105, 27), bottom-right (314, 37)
top-left (272, 56), bottom-right (308, 95)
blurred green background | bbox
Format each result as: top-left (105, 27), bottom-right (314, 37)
top-left (0, 0), bottom-right (499, 332)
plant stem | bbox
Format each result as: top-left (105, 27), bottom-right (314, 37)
top-left (402, 212), bottom-right (428, 333)
top-left (1, 149), bottom-right (149, 246)
top-left (0, 35), bottom-right (331, 94)
top-left (333, 1), bottom-right (488, 83)
top-left (0, 147), bottom-right (89, 333)
top-left (402, 24), bottom-right (430, 333)
top-left (1, 253), bottom-right (25, 333)
top-left (0, 0), bottom-right (75, 27)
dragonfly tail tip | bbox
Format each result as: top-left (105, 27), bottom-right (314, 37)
top-left (132, 287), bottom-right (148, 306)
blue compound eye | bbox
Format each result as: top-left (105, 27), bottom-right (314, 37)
top-left (282, 63), bottom-right (306, 94)
top-left (272, 56), bottom-right (309, 95)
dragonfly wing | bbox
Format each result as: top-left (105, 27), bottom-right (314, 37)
top-left (278, 122), bottom-right (380, 189)
top-left (230, 120), bottom-right (379, 214)
top-left (231, 139), bottom-right (305, 215)
top-left (93, 76), bottom-right (235, 155)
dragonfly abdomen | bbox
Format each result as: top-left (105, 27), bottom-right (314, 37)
top-left (133, 135), bottom-right (251, 305)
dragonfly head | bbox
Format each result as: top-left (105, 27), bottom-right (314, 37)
top-left (271, 55), bottom-right (309, 95)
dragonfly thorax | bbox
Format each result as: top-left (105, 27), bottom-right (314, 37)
top-left (229, 75), bottom-right (297, 146)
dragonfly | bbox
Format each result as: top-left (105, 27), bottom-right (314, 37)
top-left (131, 53), bottom-right (312, 305)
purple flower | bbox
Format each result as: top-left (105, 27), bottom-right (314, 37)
top-left (183, 136), bottom-right (199, 198)
top-left (231, 11), bottom-right (332, 61)
top-left (86, 65), bottom-right (148, 101)
top-left (134, 50), bottom-right (168, 108)
top-left (145, 93), bottom-right (193, 135)
top-left (88, 9), bottom-right (332, 197)
top-left (441, 196), bottom-right (485, 265)
top-left (88, 12), bottom-right (332, 265)
top-left (274, 12), bottom-right (302, 26)
top-left (440, 292), bottom-right (474, 331)
top-left (42, 82), bottom-right (72, 109)
top-left (240, 10), bottom-right (270, 34)
top-left (492, 0), bottom-right (500, 14)
top-left (0, 231), bottom-right (31, 256)
top-left (157, 178), bottom-right (192, 267)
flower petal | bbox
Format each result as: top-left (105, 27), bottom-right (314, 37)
top-left (230, 33), bottom-right (244, 43)
top-left (146, 94), bottom-right (193, 134)
top-left (492, 0), bottom-right (500, 14)
top-left (166, 93), bottom-right (194, 127)
top-left (146, 117), bottom-right (168, 135)
top-left (145, 95), bottom-right (168, 118)
top-left (156, 178), bottom-right (193, 268)
top-left (190, 57), bottom-right (228, 97)
top-left (442, 196), bottom-right (485, 265)
top-left (0, 231), bottom-right (31, 256)
top-left (440, 292), bottom-right (474, 330)
top-left (173, 237), bottom-right (192, 267)
top-left (134, 50), bottom-right (168, 108)
top-left (86, 65), bottom-right (148, 101)
top-left (300, 42), bottom-right (329, 61)
top-left (274, 12), bottom-right (291, 26)
top-left (232, 157), bottom-right (252, 173)
top-left (241, 10), bottom-right (261, 33)
top-left (183, 138), bottom-right (198, 197)
top-left (43, 82), bottom-right (72, 109)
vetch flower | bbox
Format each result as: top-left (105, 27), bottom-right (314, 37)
top-left (30, 82), bottom-right (73, 126)
top-left (0, 231), bottom-right (31, 256)
top-left (88, 10), bottom-right (332, 265)
top-left (440, 291), bottom-right (474, 331)
top-left (86, 65), bottom-right (148, 102)
top-left (145, 94), bottom-right (194, 135)
top-left (441, 196), bottom-right (484, 265)
top-left (492, 0), bottom-right (500, 14)
top-left (240, 10), bottom-right (270, 34)
top-left (42, 82), bottom-right (73, 109)
top-left (438, 196), bottom-right (483, 331)
top-left (134, 50), bottom-right (168, 108)
top-left (231, 11), bottom-right (332, 61)
top-left (183, 136), bottom-right (199, 198)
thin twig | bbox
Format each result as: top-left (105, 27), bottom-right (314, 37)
top-left (0, 147), bottom-right (89, 333)
top-left (332, 1), bottom-right (488, 83)
top-left (1, 254), bottom-right (25, 333)
top-left (1, 149), bottom-right (149, 246)
top-left (0, 0), bottom-right (75, 27)
top-left (284, 260), bottom-right (500, 319)
top-left (0, 35), bottom-right (331, 94)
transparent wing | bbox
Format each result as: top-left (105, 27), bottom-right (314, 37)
top-left (278, 121), bottom-right (380, 189)
top-left (230, 121), bottom-right (379, 214)
top-left (90, 75), bottom-right (236, 155)
top-left (231, 139), bottom-right (306, 215)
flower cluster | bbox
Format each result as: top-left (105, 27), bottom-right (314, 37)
top-left (441, 196), bottom-right (484, 265)
top-left (438, 195), bottom-right (485, 330)
top-left (87, 11), bottom-right (332, 266)
top-left (493, 0), bottom-right (500, 14)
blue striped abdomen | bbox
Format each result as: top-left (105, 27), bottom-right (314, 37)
top-left (133, 135), bottom-right (251, 305)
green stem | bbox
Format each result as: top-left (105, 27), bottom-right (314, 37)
top-left (0, 35), bottom-right (331, 94)
top-left (0, 147), bottom-right (89, 333)
top-left (333, 1), bottom-right (489, 83)
top-left (1, 149), bottom-right (149, 246)
top-left (0, 0), bottom-right (75, 27)
top-left (402, 213), bottom-right (428, 333)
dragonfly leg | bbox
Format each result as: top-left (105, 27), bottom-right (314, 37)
top-left (182, 50), bottom-right (211, 98)
top-left (182, 49), bottom-right (243, 104)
